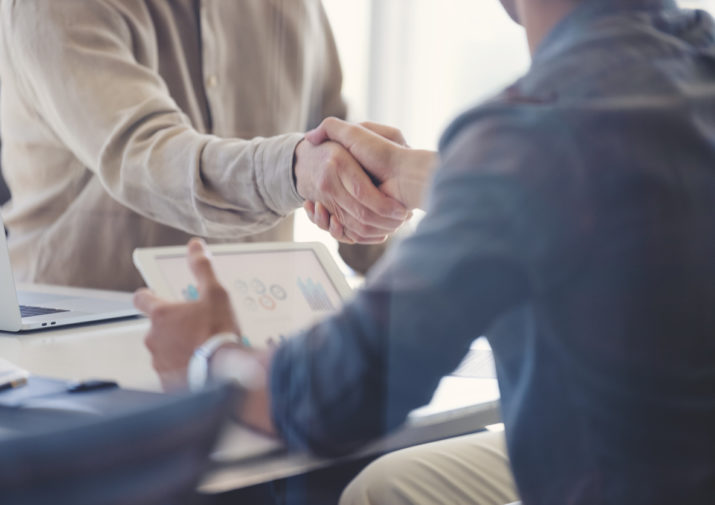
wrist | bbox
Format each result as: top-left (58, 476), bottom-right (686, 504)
top-left (187, 333), bottom-right (241, 392)
top-left (403, 150), bottom-right (437, 210)
top-left (210, 344), bottom-right (267, 391)
top-left (293, 138), bottom-right (309, 200)
top-left (212, 346), bottom-right (276, 435)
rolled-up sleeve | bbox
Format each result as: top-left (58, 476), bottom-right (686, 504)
top-left (5, 0), bottom-right (303, 238)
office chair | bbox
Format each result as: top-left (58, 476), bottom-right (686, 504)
top-left (0, 171), bottom-right (8, 206)
top-left (0, 383), bottom-right (238, 505)
top-left (1, 139), bottom-right (9, 237)
top-left (0, 138), bottom-right (8, 207)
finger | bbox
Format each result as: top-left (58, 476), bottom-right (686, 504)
top-left (309, 118), bottom-right (399, 184)
top-left (133, 288), bottom-right (166, 315)
top-left (187, 239), bottom-right (220, 294)
top-left (328, 216), bottom-right (353, 244)
top-left (334, 157), bottom-right (408, 223)
top-left (313, 202), bottom-right (331, 231)
top-left (341, 223), bottom-right (387, 245)
top-left (305, 117), bottom-right (334, 145)
top-left (330, 212), bottom-right (389, 244)
top-left (321, 182), bottom-right (404, 233)
top-left (360, 121), bottom-right (408, 146)
top-left (335, 208), bottom-right (401, 239)
top-left (303, 201), bottom-right (316, 221)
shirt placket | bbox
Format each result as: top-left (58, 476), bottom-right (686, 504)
top-left (199, 0), bottom-right (219, 134)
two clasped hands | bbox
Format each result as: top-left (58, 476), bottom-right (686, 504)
top-left (294, 117), bottom-right (437, 243)
top-left (134, 118), bottom-right (437, 432)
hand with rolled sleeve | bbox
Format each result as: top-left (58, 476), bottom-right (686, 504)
top-left (300, 118), bottom-right (438, 241)
top-left (0, 0), bottom-right (403, 290)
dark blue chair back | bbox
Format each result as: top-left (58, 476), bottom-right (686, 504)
top-left (0, 384), bottom-right (237, 505)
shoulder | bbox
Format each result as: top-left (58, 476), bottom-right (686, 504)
top-left (431, 91), bottom-right (591, 245)
top-left (438, 92), bottom-right (580, 185)
top-left (2, 0), bottom-right (155, 80)
top-left (4, 0), bottom-right (141, 48)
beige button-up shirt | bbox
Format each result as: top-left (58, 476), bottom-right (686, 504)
top-left (0, 0), bottom-right (346, 290)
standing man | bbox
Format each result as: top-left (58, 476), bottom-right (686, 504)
top-left (0, 0), bottom-right (407, 291)
top-left (138, 0), bottom-right (715, 504)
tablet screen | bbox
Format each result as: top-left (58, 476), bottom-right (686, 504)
top-left (153, 249), bottom-right (345, 348)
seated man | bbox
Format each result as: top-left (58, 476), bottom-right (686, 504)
top-left (136, 0), bottom-right (715, 503)
top-left (0, 0), bottom-right (406, 291)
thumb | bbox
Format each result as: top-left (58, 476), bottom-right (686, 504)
top-left (187, 239), bottom-right (220, 294)
top-left (133, 288), bottom-right (164, 315)
top-left (305, 125), bottom-right (328, 145)
top-left (308, 118), bottom-right (398, 184)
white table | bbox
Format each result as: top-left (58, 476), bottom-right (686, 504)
top-left (0, 285), bottom-right (501, 493)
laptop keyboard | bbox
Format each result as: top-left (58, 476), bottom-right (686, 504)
top-left (451, 349), bottom-right (497, 379)
top-left (19, 305), bottom-right (69, 318)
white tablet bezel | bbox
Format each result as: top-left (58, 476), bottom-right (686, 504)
top-left (132, 241), bottom-right (353, 302)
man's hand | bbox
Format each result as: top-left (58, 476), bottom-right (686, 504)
top-left (293, 138), bottom-right (409, 244)
top-left (133, 238), bottom-right (240, 391)
top-left (302, 118), bottom-right (437, 241)
top-left (307, 118), bottom-right (437, 210)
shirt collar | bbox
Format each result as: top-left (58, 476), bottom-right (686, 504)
top-left (532, 0), bottom-right (679, 65)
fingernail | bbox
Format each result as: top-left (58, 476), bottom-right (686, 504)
top-left (392, 208), bottom-right (408, 219)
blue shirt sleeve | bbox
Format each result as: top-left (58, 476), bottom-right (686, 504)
top-left (269, 106), bottom-right (582, 456)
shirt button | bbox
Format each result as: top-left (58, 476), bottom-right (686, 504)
top-left (206, 75), bottom-right (218, 88)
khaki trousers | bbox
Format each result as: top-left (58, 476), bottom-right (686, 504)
top-left (340, 431), bottom-right (519, 505)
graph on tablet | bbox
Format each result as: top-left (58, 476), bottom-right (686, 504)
top-left (154, 249), bottom-right (344, 348)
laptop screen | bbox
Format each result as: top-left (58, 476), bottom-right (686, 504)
top-left (154, 248), bottom-right (344, 348)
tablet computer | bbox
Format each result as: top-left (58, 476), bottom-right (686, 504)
top-left (133, 242), bottom-right (353, 349)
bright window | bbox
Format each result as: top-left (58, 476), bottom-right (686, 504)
top-left (297, 0), bottom-right (715, 252)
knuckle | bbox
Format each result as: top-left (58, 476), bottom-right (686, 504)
top-left (377, 143), bottom-right (394, 163)
top-left (356, 205), bottom-right (370, 223)
top-left (323, 116), bottom-right (339, 129)
top-left (347, 218), bottom-right (369, 236)
top-left (380, 200), bottom-right (398, 218)
top-left (333, 205), bottom-right (346, 224)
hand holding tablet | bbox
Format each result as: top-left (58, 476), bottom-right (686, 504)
top-left (133, 241), bottom-right (352, 350)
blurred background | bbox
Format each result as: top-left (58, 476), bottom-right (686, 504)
top-left (297, 0), bottom-right (715, 256)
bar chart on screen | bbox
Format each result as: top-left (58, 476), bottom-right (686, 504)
top-left (297, 277), bottom-right (335, 312)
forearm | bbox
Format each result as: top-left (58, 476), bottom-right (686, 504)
top-left (98, 119), bottom-right (304, 238)
top-left (8, 1), bottom-right (304, 239)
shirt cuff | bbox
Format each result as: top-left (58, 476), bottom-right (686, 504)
top-left (254, 132), bottom-right (305, 216)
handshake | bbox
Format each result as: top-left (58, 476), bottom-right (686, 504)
top-left (293, 117), bottom-right (437, 244)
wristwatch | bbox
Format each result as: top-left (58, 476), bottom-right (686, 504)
top-left (187, 333), bottom-right (240, 392)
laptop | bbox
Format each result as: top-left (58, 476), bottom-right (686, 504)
top-left (0, 216), bottom-right (140, 332)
